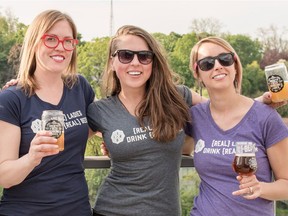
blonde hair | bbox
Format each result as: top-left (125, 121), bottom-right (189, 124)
top-left (102, 25), bottom-right (190, 142)
top-left (189, 36), bottom-right (243, 93)
top-left (17, 9), bottom-right (78, 96)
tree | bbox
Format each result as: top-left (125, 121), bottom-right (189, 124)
top-left (224, 34), bottom-right (262, 67)
top-left (153, 31), bottom-right (182, 53)
top-left (0, 11), bottom-right (25, 86)
top-left (241, 61), bottom-right (267, 97)
top-left (170, 33), bottom-right (199, 88)
top-left (257, 25), bottom-right (288, 69)
top-left (190, 17), bottom-right (223, 36)
top-left (77, 37), bottom-right (110, 97)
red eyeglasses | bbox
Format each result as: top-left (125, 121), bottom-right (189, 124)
top-left (41, 34), bottom-right (78, 51)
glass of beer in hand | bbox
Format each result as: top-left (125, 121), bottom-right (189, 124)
top-left (42, 110), bottom-right (65, 151)
top-left (232, 142), bottom-right (257, 175)
top-left (265, 63), bottom-right (288, 103)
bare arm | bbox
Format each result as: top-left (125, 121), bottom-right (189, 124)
top-left (260, 138), bottom-right (288, 200)
top-left (190, 90), bottom-right (208, 105)
top-left (191, 89), bottom-right (288, 109)
top-left (255, 92), bottom-right (288, 108)
top-left (182, 135), bottom-right (194, 156)
top-left (0, 121), bottom-right (59, 188)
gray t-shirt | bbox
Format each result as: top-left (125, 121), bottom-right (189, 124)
top-left (87, 85), bottom-right (192, 216)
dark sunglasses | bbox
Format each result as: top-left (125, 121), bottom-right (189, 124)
top-left (195, 52), bottom-right (235, 71)
top-left (112, 49), bottom-right (154, 65)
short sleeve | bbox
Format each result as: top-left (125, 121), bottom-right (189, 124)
top-left (176, 85), bottom-right (192, 107)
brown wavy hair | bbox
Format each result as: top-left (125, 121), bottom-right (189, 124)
top-left (102, 25), bottom-right (190, 142)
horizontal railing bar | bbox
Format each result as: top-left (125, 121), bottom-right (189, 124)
top-left (84, 155), bottom-right (194, 169)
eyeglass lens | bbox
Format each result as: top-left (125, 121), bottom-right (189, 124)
top-left (42, 35), bottom-right (77, 51)
top-left (114, 50), bottom-right (154, 65)
top-left (198, 53), bottom-right (235, 71)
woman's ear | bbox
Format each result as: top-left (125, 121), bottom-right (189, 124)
top-left (193, 71), bottom-right (198, 79)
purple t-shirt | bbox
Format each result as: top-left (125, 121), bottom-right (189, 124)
top-left (185, 100), bottom-right (288, 216)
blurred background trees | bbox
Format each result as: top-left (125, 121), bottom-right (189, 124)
top-left (1, 11), bottom-right (288, 215)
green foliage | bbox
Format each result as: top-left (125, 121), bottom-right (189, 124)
top-left (85, 135), bottom-right (110, 205)
top-left (180, 168), bottom-right (200, 216)
top-left (153, 32), bottom-right (182, 53)
top-left (85, 135), bottom-right (103, 156)
top-left (0, 13), bottom-right (26, 86)
top-left (225, 34), bottom-right (262, 66)
top-left (170, 32), bottom-right (199, 87)
top-left (77, 37), bottom-right (110, 97)
top-left (242, 61), bottom-right (267, 97)
top-left (85, 168), bottom-right (110, 206)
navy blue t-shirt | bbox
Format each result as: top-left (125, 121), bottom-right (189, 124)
top-left (0, 75), bottom-right (95, 216)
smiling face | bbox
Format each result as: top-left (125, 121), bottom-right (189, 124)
top-left (111, 34), bottom-right (153, 92)
top-left (196, 42), bottom-right (237, 92)
top-left (35, 20), bottom-right (74, 75)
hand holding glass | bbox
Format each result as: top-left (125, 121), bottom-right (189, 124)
top-left (265, 63), bottom-right (288, 103)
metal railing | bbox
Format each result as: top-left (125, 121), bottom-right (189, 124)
top-left (83, 155), bottom-right (287, 214)
top-left (83, 155), bottom-right (194, 169)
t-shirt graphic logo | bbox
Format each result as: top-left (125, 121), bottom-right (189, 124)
top-left (111, 129), bottom-right (125, 144)
top-left (195, 139), bottom-right (205, 153)
top-left (31, 119), bottom-right (42, 133)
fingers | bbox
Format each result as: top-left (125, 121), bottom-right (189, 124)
top-left (2, 79), bottom-right (18, 90)
top-left (28, 131), bottom-right (60, 166)
top-left (100, 142), bottom-right (110, 157)
top-left (232, 175), bottom-right (260, 199)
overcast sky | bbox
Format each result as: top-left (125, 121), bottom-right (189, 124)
top-left (0, 0), bottom-right (288, 41)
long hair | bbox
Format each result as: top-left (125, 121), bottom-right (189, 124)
top-left (189, 36), bottom-right (243, 93)
top-left (102, 25), bottom-right (190, 142)
top-left (17, 9), bottom-right (79, 96)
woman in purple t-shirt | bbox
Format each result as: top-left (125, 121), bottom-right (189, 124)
top-left (185, 36), bottom-right (288, 216)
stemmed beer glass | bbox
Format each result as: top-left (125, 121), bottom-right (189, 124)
top-left (232, 142), bottom-right (257, 176)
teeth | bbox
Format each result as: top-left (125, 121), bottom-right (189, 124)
top-left (52, 56), bottom-right (64, 61)
top-left (128, 71), bottom-right (141, 75)
top-left (213, 74), bottom-right (226, 79)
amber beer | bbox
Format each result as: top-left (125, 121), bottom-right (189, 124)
top-left (265, 63), bottom-right (288, 102)
top-left (232, 142), bottom-right (257, 175)
top-left (42, 110), bottom-right (65, 151)
top-left (233, 154), bottom-right (257, 175)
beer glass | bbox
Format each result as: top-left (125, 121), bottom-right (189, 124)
top-left (232, 142), bottom-right (257, 175)
top-left (42, 110), bottom-right (65, 151)
top-left (265, 63), bottom-right (288, 102)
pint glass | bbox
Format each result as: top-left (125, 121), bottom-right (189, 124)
top-left (42, 110), bottom-right (65, 151)
top-left (265, 63), bottom-right (288, 102)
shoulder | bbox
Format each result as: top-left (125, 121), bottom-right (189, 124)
top-left (0, 86), bottom-right (25, 103)
top-left (250, 100), bottom-right (285, 126)
top-left (76, 74), bottom-right (92, 88)
top-left (89, 96), bottom-right (116, 109)
top-left (253, 100), bottom-right (277, 115)
top-left (191, 100), bottom-right (208, 111)
top-left (176, 85), bottom-right (192, 107)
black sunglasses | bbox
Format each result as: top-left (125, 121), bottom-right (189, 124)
top-left (112, 49), bottom-right (154, 65)
top-left (195, 52), bottom-right (235, 71)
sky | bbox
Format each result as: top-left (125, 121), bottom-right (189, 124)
top-left (0, 0), bottom-right (288, 41)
